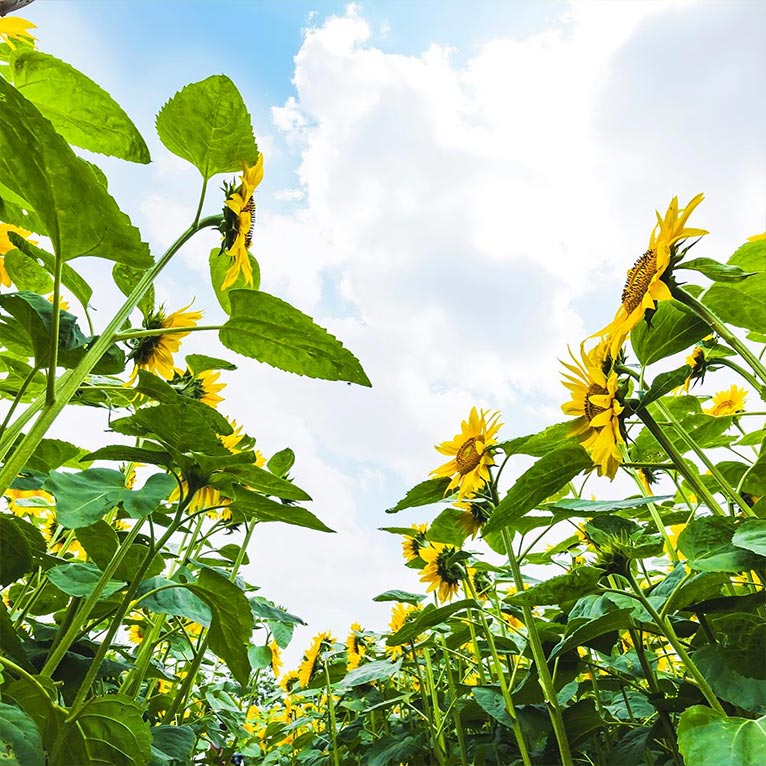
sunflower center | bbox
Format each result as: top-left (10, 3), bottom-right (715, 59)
top-left (621, 249), bottom-right (657, 313)
top-left (455, 437), bottom-right (482, 475)
top-left (584, 383), bottom-right (609, 423)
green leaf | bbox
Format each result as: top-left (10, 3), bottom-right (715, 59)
top-left (82, 445), bottom-right (173, 468)
top-left (266, 447), bottom-right (295, 478)
top-left (0, 701), bottom-right (44, 766)
top-left (3, 249), bottom-right (53, 292)
top-left (185, 353), bottom-right (237, 373)
top-left (499, 421), bottom-right (577, 457)
top-left (372, 590), bottom-right (426, 605)
top-left (249, 597), bottom-right (305, 625)
top-left (549, 608), bottom-right (633, 660)
top-left (339, 659), bottom-right (401, 689)
top-left (121, 473), bottom-right (175, 518)
top-left (507, 567), bottom-right (603, 607)
top-left (0, 599), bottom-right (33, 671)
top-left (483, 445), bottom-right (592, 534)
top-left (732, 519), bottom-right (766, 557)
top-left (136, 577), bottom-right (211, 627)
top-left (729, 239), bottom-right (766, 272)
top-left (209, 247), bottom-right (260, 313)
top-left (224, 462), bottom-right (310, 501)
top-left (188, 568), bottom-right (254, 686)
top-left (694, 645), bottom-right (766, 714)
top-left (247, 644), bottom-right (271, 671)
top-left (231, 488), bottom-right (333, 533)
top-left (472, 686), bottom-right (514, 728)
top-left (677, 706), bottom-right (766, 766)
top-left (0, 515), bottom-right (32, 585)
top-left (631, 299), bottom-right (710, 365)
top-left (741, 452), bottom-right (766, 497)
top-left (44, 468), bottom-right (127, 528)
top-left (10, 50), bottom-right (150, 163)
top-left (386, 477), bottom-right (451, 514)
top-left (75, 520), bottom-right (119, 568)
top-left (703, 275), bottom-right (766, 333)
top-left (0, 77), bottom-right (150, 266)
top-left (113, 263), bottom-right (155, 319)
top-left (155, 75), bottom-right (258, 181)
top-left (545, 495), bottom-right (673, 517)
top-left (426, 506), bottom-right (469, 546)
top-left (150, 725), bottom-right (195, 766)
top-left (678, 257), bottom-right (756, 282)
top-left (47, 562), bottom-right (126, 598)
top-left (27, 438), bottom-right (84, 472)
top-left (220, 290), bottom-right (371, 386)
top-left (639, 366), bottom-right (693, 408)
top-left (367, 736), bottom-right (420, 766)
top-left (678, 517), bottom-right (766, 573)
top-left (387, 599), bottom-right (477, 646)
top-left (68, 695), bottom-right (153, 766)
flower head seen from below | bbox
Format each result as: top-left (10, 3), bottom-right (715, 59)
top-left (127, 303), bottom-right (203, 381)
top-left (0, 223), bottom-right (37, 287)
top-left (220, 154), bottom-right (264, 290)
top-left (705, 384), bottom-right (747, 417)
top-left (455, 499), bottom-right (493, 539)
top-left (0, 16), bottom-right (36, 49)
top-left (269, 640), bottom-right (283, 678)
top-left (386, 603), bottom-right (419, 659)
top-left (419, 542), bottom-right (470, 603)
top-left (401, 523), bottom-right (428, 563)
top-left (170, 368), bottom-right (226, 408)
top-left (561, 338), bottom-right (625, 479)
top-left (431, 407), bottom-right (502, 500)
top-left (598, 194), bottom-right (707, 355)
top-left (297, 631), bottom-right (334, 688)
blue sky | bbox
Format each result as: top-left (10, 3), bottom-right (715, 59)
top-left (19, 0), bottom-right (766, 664)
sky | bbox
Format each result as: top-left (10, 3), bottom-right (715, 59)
top-left (17, 0), bottom-right (766, 666)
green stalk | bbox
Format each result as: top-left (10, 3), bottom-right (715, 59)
top-left (653, 400), bottom-right (755, 517)
top-left (0, 215), bottom-right (222, 498)
top-left (500, 528), bottom-right (572, 766)
top-left (46, 252), bottom-right (64, 404)
top-left (627, 464), bottom-right (679, 564)
top-left (0, 364), bottom-right (41, 439)
top-left (324, 661), bottom-right (342, 766)
top-left (422, 647), bottom-right (447, 765)
top-left (671, 285), bottom-right (766, 392)
top-left (436, 637), bottom-right (469, 766)
top-left (635, 408), bottom-right (727, 517)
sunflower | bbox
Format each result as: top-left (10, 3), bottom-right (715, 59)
top-left (346, 622), bottom-right (364, 670)
top-left (419, 542), bottom-right (470, 603)
top-left (401, 523), bottom-right (429, 563)
top-left (0, 223), bottom-right (37, 287)
top-left (431, 407), bottom-right (502, 500)
top-left (46, 293), bottom-right (70, 311)
top-left (676, 345), bottom-right (706, 394)
top-left (127, 303), bottom-right (203, 381)
top-left (599, 194), bottom-right (707, 355)
top-left (269, 640), bottom-right (283, 677)
top-left (170, 368), bottom-right (226, 408)
top-left (386, 603), bottom-right (419, 659)
top-left (4, 487), bottom-right (54, 517)
top-left (561, 338), bottom-right (625, 479)
top-left (705, 384), bottom-right (747, 416)
top-left (297, 631), bottom-right (334, 688)
top-left (636, 467), bottom-right (658, 496)
top-left (455, 499), bottom-right (493, 538)
top-left (0, 16), bottom-right (36, 49)
top-left (279, 670), bottom-right (301, 694)
top-left (127, 612), bottom-right (145, 644)
top-left (220, 155), bottom-right (264, 290)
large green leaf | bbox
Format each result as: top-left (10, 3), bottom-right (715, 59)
top-left (0, 599), bottom-right (33, 670)
top-left (224, 462), bottom-right (310, 502)
top-left (372, 590), bottom-right (426, 606)
top-left (472, 686), bottom-right (515, 728)
top-left (0, 77), bottom-right (150, 265)
top-left (231, 488), bottom-right (333, 533)
top-left (545, 495), bottom-right (672, 518)
top-left (0, 701), bottom-right (44, 766)
top-left (694, 645), bottom-right (766, 714)
top-left (136, 577), bottom-right (211, 627)
top-left (10, 50), bottom-right (150, 163)
top-left (732, 519), bottom-right (766, 557)
top-left (729, 239), bottom-right (766, 272)
top-left (4, 249), bottom-right (53, 292)
top-left (548, 608), bottom-right (633, 660)
top-left (387, 599), bottom-right (477, 646)
top-left (44, 468), bottom-right (126, 528)
top-left (425, 506), bottom-right (469, 546)
top-left (47, 562), bottom-right (126, 598)
top-left (0, 515), bottom-right (32, 585)
top-left (155, 75), bottom-right (258, 181)
top-left (209, 247), bottom-right (260, 313)
top-left (483, 445), bottom-right (592, 534)
top-left (187, 568), bottom-right (254, 687)
top-left (507, 567), bottom-right (604, 607)
top-left (386, 477), bottom-right (451, 514)
top-left (677, 706), bottom-right (766, 766)
top-left (631, 299), bottom-right (709, 365)
top-left (220, 290), bottom-right (371, 386)
top-left (339, 659), bottom-right (401, 689)
top-left (677, 257), bottom-right (756, 282)
top-left (678, 517), bottom-right (766, 573)
top-left (702, 276), bottom-right (766, 334)
top-left (113, 263), bottom-right (155, 319)
top-left (150, 725), bottom-right (195, 766)
top-left (499, 420), bottom-right (577, 457)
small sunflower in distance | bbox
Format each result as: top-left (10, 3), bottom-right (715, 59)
top-left (431, 407), bottom-right (502, 500)
top-left (220, 155), bottom-right (264, 290)
top-left (386, 603), bottom-right (419, 659)
top-left (169, 368), bottom-right (226, 408)
top-left (419, 542), bottom-right (471, 603)
top-left (401, 523), bottom-right (429, 563)
top-left (561, 338), bottom-right (625, 479)
top-left (705, 384), bottom-right (747, 417)
top-left (127, 303), bottom-right (203, 381)
top-left (269, 640), bottom-right (283, 677)
top-left (599, 194), bottom-right (707, 356)
top-left (297, 631), bottom-right (334, 688)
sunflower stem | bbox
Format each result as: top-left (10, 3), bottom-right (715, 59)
top-left (0, 215), bottom-right (222, 499)
top-left (114, 324), bottom-right (223, 341)
top-left (324, 660), bottom-right (342, 766)
top-left (45, 249), bottom-right (64, 404)
top-left (671, 285), bottom-right (766, 395)
top-left (422, 646), bottom-right (447, 764)
top-left (0, 363), bottom-right (41, 440)
top-left (499, 528), bottom-right (573, 766)
top-left (438, 635), bottom-right (469, 766)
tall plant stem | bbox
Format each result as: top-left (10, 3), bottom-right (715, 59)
top-left (324, 661), bottom-right (342, 766)
top-left (500, 528), bottom-right (573, 766)
top-left (0, 364), bottom-right (41, 439)
top-left (653, 400), bottom-right (755, 517)
top-left (422, 647), bottom-right (447, 765)
top-left (627, 463), bottom-right (679, 564)
top-left (671, 285), bottom-right (766, 393)
top-left (0, 215), bottom-right (222, 498)
top-left (46, 252), bottom-right (64, 403)
top-left (438, 636), bottom-right (469, 766)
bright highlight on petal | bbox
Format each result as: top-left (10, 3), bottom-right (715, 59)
top-left (430, 407), bottom-right (502, 500)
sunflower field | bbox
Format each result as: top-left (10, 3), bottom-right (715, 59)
top-left (0, 8), bottom-right (765, 766)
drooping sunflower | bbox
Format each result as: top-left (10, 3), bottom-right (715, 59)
top-left (386, 603), bottom-right (419, 659)
top-left (297, 631), bottom-right (334, 688)
top-left (0, 223), bottom-right (37, 287)
top-left (401, 523), bottom-right (429, 563)
top-left (127, 303), bottom-right (203, 381)
top-left (455, 499), bottom-right (493, 539)
top-left (431, 407), bottom-right (502, 500)
top-left (219, 155), bottom-right (264, 290)
top-left (269, 640), bottom-right (283, 677)
top-left (599, 194), bottom-right (707, 355)
top-left (419, 542), bottom-right (470, 603)
top-left (0, 16), bottom-right (36, 48)
top-left (705, 384), bottom-right (747, 416)
top-left (677, 345), bottom-right (706, 394)
top-left (561, 338), bottom-right (625, 479)
top-left (169, 368), bottom-right (226, 408)
top-left (279, 670), bottom-right (301, 694)
top-left (346, 622), bottom-right (364, 670)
